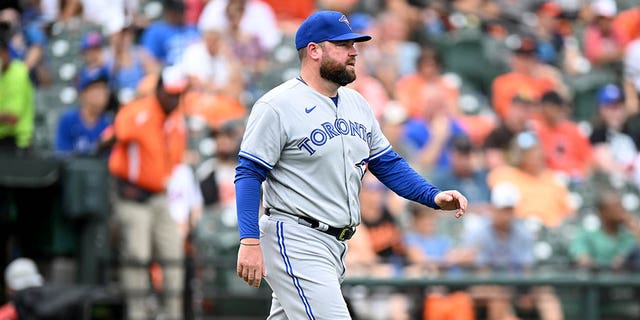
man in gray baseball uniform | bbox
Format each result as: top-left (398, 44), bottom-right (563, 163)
top-left (235, 10), bottom-right (468, 319)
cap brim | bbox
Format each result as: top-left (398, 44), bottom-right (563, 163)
top-left (80, 78), bottom-right (109, 91)
top-left (599, 99), bottom-right (623, 105)
top-left (327, 32), bottom-right (372, 43)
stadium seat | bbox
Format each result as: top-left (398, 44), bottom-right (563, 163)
top-left (534, 223), bottom-right (574, 270)
top-left (434, 30), bottom-right (507, 96)
top-left (565, 66), bottom-right (618, 122)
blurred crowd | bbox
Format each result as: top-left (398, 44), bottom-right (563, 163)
top-left (2, 0), bottom-right (640, 319)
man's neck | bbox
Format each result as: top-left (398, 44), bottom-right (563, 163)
top-left (299, 68), bottom-right (339, 97)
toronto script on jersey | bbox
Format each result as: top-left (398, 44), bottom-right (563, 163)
top-left (297, 116), bottom-right (375, 155)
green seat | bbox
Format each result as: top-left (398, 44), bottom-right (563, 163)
top-left (566, 66), bottom-right (618, 122)
top-left (435, 31), bottom-right (507, 96)
top-left (535, 225), bottom-right (573, 269)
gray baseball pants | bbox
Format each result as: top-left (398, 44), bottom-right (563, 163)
top-left (259, 212), bottom-right (351, 320)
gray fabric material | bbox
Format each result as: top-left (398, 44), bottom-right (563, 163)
top-left (240, 78), bottom-right (390, 229)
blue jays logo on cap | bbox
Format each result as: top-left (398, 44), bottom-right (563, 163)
top-left (338, 15), bottom-right (351, 28)
top-left (295, 11), bottom-right (372, 50)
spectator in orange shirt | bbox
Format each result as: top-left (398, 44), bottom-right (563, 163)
top-left (395, 46), bottom-right (460, 119)
top-left (532, 90), bottom-right (593, 181)
top-left (109, 67), bottom-right (188, 320)
top-left (491, 34), bottom-right (567, 120)
top-left (182, 92), bottom-right (247, 131)
top-left (261, 0), bottom-right (314, 34)
top-left (488, 131), bottom-right (574, 228)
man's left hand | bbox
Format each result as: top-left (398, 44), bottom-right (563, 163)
top-left (435, 190), bottom-right (467, 218)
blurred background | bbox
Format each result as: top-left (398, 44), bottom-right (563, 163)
top-left (1, 0), bottom-right (640, 319)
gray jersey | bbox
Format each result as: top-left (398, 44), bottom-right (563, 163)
top-left (239, 78), bottom-right (391, 228)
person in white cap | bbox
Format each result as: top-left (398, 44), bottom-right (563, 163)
top-left (465, 183), bottom-right (564, 320)
top-left (0, 258), bottom-right (43, 320)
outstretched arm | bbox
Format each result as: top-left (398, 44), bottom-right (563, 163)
top-left (368, 149), bottom-right (467, 218)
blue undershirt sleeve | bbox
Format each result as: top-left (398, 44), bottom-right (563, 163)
top-left (234, 155), bottom-right (270, 239)
top-left (368, 149), bottom-right (442, 209)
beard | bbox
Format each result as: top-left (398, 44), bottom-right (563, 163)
top-left (319, 56), bottom-right (356, 86)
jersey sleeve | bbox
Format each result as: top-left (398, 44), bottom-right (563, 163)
top-left (367, 110), bottom-right (391, 161)
top-left (238, 101), bottom-right (284, 169)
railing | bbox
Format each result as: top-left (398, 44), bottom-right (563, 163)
top-left (343, 270), bottom-right (640, 320)
top-left (3, 152), bottom-right (640, 319)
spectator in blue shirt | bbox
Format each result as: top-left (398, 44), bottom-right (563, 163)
top-left (140, 0), bottom-right (200, 67)
top-left (404, 203), bottom-right (474, 276)
top-left (468, 183), bottom-right (535, 272)
top-left (430, 135), bottom-right (492, 215)
top-left (55, 68), bottom-right (112, 156)
top-left (403, 112), bottom-right (468, 173)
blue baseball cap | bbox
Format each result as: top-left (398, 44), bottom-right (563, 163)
top-left (597, 83), bottom-right (624, 105)
top-left (295, 11), bottom-right (372, 50)
top-left (81, 31), bottom-right (104, 51)
top-left (77, 66), bottom-right (109, 91)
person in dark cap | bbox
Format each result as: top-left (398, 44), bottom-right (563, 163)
top-left (109, 66), bottom-right (188, 320)
top-left (491, 33), bottom-right (569, 121)
top-left (55, 67), bottom-right (112, 156)
top-left (589, 83), bottom-right (638, 187)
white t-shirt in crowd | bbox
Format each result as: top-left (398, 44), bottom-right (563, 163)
top-left (197, 0), bottom-right (281, 50)
top-left (167, 163), bottom-right (204, 224)
top-left (179, 41), bottom-right (232, 87)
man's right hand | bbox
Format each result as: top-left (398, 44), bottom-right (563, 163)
top-left (237, 238), bottom-right (266, 288)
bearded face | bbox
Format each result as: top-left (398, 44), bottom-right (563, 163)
top-left (319, 53), bottom-right (356, 87)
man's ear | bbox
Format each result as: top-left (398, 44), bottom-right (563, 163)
top-left (307, 43), bottom-right (323, 61)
